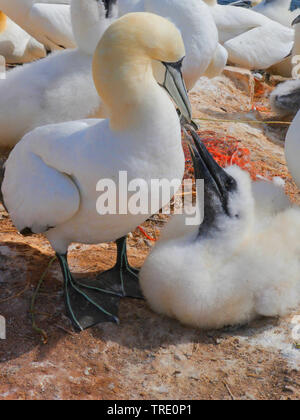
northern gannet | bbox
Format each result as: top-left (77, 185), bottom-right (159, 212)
top-left (204, 0), bottom-right (294, 70)
top-left (270, 79), bottom-right (300, 116)
top-left (0, 0), bottom-right (117, 149)
top-left (285, 108), bottom-right (300, 190)
top-left (0, 11), bottom-right (46, 63)
top-left (270, 15), bottom-right (300, 114)
top-left (118, 0), bottom-right (227, 90)
top-left (0, 0), bottom-right (75, 51)
top-left (253, 0), bottom-right (299, 28)
top-left (269, 14), bottom-right (300, 78)
top-left (140, 129), bottom-right (300, 329)
top-left (2, 12), bottom-right (192, 331)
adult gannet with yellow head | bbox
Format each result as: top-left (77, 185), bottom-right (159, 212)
top-left (2, 12), bottom-right (191, 331)
top-left (117, 0), bottom-right (227, 91)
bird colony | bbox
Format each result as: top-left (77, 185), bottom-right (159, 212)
top-left (0, 0), bottom-right (300, 341)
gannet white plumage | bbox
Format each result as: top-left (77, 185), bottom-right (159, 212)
top-left (285, 109), bottom-right (300, 190)
top-left (0, 0), bottom-right (75, 51)
top-left (118, 0), bottom-right (227, 90)
top-left (0, 11), bottom-right (46, 64)
top-left (269, 12), bottom-right (300, 76)
top-left (268, 13), bottom-right (300, 77)
top-left (2, 12), bottom-right (192, 331)
top-left (270, 15), bottom-right (300, 115)
top-left (140, 130), bottom-right (300, 330)
top-left (203, 0), bottom-right (294, 70)
top-left (0, 0), bottom-right (117, 149)
top-left (253, 0), bottom-right (298, 28)
top-left (270, 79), bottom-right (300, 116)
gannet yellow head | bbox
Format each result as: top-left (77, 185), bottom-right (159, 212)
top-left (92, 12), bottom-right (191, 129)
top-left (0, 11), bottom-right (7, 34)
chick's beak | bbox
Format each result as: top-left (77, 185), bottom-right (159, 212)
top-left (187, 128), bottom-right (237, 217)
top-left (160, 58), bottom-right (192, 123)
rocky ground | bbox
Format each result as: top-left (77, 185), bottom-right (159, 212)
top-left (0, 68), bottom-right (299, 400)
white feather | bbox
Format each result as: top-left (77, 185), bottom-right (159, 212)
top-left (0, 15), bottom-right (46, 63)
top-left (0, 0), bottom-right (75, 51)
top-left (203, 0), bottom-right (294, 70)
top-left (0, 0), bottom-right (115, 148)
top-left (140, 168), bottom-right (300, 329)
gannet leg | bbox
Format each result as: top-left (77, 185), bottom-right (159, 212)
top-left (57, 253), bottom-right (120, 331)
top-left (76, 237), bottom-right (144, 300)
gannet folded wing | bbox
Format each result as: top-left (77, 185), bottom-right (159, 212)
top-left (0, 15), bottom-right (46, 63)
top-left (1, 121), bottom-right (97, 234)
top-left (224, 22), bottom-right (294, 69)
top-left (209, 4), bottom-right (268, 44)
top-left (0, 0), bottom-right (75, 51)
top-left (29, 3), bottom-right (75, 50)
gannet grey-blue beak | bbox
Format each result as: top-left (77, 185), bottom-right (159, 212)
top-left (160, 58), bottom-right (192, 123)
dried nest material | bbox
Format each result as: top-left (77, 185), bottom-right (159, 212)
top-left (183, 130), bottom-right (290, 183)
top-left (254, 78), bottom-right (272, 100)
top-left (253, 79), bottom-right (273, 113)
top-left (183, 130), bottom-right (258, 180)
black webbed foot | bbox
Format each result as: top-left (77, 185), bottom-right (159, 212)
top-left (57, 254), bottom-right (121, 331)
top-left (76, 237), bottom-right (143, 300)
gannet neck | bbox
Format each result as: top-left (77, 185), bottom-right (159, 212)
top-left (92, 12), bottom-right (186, 131)
top-left (0, 11), bottom-right (6, 33)
top-left (202, 165), bottom-right (255, 252)
top-left (93, 53), bottom-right (155, 131)
top-left (71, 0), bottom-right (111, 55)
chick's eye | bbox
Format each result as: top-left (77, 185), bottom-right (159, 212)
top-left (225, 177), bottom-right (236, 191)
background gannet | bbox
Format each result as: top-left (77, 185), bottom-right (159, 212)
top-left (0, 11), bottom-right (46, 63)
top-left (269, 17), bottom-right (300, 113)
top-left (2, 12), bottom-right (192, 331)
top-left (253, 0), bottom-right (298, 28)
top-left (204, 0), bottom-right (294, 71)
top-left (118, 0), bottom-right (227, 90)
top-left (270, 79), bottom-right (300, 116)
top-left (140, 130), bottom-right (300, 330)
top-left (285, 108), bottom-right (300, 190)
top-left (231, 0), bottom-right (262, 7)
top-left (0, 0), bottom-right (75, 51)
top-left (268, 14), bottom-right (300, 77)
top-left (0, 0), bottom-right (117, 149)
